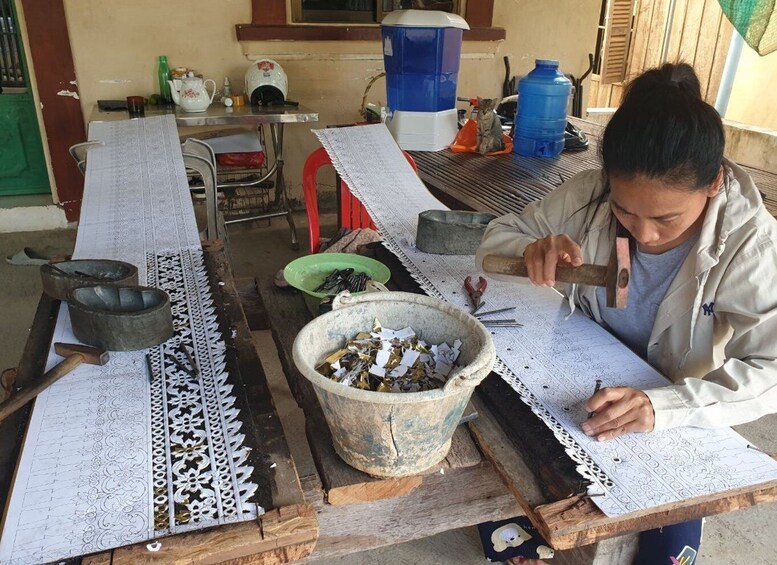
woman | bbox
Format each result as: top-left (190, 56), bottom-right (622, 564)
top-left (474, 63), bottom-right (777, 564)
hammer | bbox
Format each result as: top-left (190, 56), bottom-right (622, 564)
top-left (0, 342), bottom-right (109, 423)
top-left (482, 236), bottom-right (631, 308)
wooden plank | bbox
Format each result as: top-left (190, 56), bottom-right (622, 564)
top-left (694, 0), bottom-right (726, 102)
top-left (664, 0), bottom-right (690, 63)
top-left (100, 504), bottom-right (318, 565)
top-left (643, 0), bottom-right (670, 69)
top-left (705, 16), bottom-right (734, 101)
top-left (476, 374), bottom-right (580, 502)
top-left (84, 244), bottom-right (315, 564)
top-left (586, 76), bottom-right (601, 111)
top-left (535, 479), bottom-right (777, 550)
top-left (20, 0), bottom-right (86, 221)
top-left (607, 83), bottom-right (624, 107)
top-left (203, 241), bottom-right (305, 510)
top-left (235, 276), bottom-right (270, 331)
top-left (0, 294), bottom-right (59, 513)
top-left (627, 0), bottom-right (656, 76)
top-left (678, 0), bottom-right (705, 65)
top-left (300, 465), bottom-right (522, 562)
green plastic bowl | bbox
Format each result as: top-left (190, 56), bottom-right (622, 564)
top-left (283, 253), bottom-right (391, 299)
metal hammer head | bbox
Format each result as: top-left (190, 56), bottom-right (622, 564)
top-left (54, 342), bottom-right (110, 365)
top-left (605, 237), bottom-right (631, 309)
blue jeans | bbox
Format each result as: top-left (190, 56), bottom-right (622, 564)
top-left (479, 517), bottom-right (702, 563)
top-left (635, 519), bottom-right (703, 564)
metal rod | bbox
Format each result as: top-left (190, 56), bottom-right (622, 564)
top-left (224, 210), bottom-right (289, 225)
top-left (179, 343), bottom-right (200, 378)
top-left (475, 306), bottom-right (516, 318)
top-left (144, 353), bottom-right (154, 385)
top-left (715, 31), bottom-right (744, 116)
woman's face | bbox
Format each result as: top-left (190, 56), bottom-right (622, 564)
top-left (608, 171), bottom-right (721, 254)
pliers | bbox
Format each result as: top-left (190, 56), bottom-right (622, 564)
top-left (464, 276), bottom-right (487, 313)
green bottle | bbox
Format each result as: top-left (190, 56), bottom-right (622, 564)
top-left (158, 55), bottom-right (172, 104)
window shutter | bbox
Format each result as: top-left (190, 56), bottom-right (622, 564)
top-left (600, 0), bottom-right (635, 85)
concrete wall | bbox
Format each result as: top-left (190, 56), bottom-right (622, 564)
top-left (726, 47), bottom-right (777, 131)
top-left (63, 0), bottom-right (600, 202)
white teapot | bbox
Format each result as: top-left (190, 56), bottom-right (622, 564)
top-left (169, 77), bottom-right (216, 113)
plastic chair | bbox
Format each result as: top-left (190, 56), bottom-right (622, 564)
top-left (303, 146), bottom-right (417, 253)
top-left (68, 141), bottom-right (103, 176)
top-left (181, 139), bottom-right (226, 243)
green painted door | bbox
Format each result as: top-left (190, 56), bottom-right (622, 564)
top-left (0, 0), bottom-right (49, 196)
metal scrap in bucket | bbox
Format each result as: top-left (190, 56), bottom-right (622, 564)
top-left (316, 319), bottom-right (462, 393)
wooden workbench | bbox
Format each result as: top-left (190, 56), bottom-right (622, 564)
top-left (251, 239), bottom-right (777, 562)
top-left (0, 242), bottom-right (318, 565)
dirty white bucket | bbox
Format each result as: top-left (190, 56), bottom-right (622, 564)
top-left (292, 291), bottom-right (496, 477)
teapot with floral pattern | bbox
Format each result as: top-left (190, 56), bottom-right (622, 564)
top-left (169, 77), bottom-right (216, 113)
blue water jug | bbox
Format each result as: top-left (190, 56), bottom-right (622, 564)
top-left (514, 60), bottom-right (572, 158)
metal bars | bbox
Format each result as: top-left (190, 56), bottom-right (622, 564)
top-left (0, 0), bottom-right (26, 89)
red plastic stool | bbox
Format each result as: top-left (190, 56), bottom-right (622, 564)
top-left (302, 146), bottom-right (417, 253)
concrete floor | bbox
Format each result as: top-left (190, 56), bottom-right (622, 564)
top-left (1, 214), bottom-right (776, 564)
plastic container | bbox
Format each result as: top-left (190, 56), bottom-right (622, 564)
top-left (292, 291), bottom-right (495, 477)
top-left (514, 59), bottom-right (572, 158)
top-left (381, 10), bottom-right (469, 113)
top-left (283, 253), bottom-right (392, 316)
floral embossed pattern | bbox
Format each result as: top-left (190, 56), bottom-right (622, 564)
top-left (0, 116), bottom-right (258, 564)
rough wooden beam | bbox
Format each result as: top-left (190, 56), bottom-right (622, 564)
top-left (535, 480), bottom-right (777, 550)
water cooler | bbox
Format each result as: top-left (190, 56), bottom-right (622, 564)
top-left (381, 10), bottom-right (469, 151)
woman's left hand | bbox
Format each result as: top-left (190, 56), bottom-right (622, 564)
top-left (581, 387), bottom-right (655, 441)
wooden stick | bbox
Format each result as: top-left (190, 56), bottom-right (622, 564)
top-left (0, 354), bottom-right (84, 422)
top-left (482, 255), bottom-right (609, 286)
top-left (0, 343), bottom-right (109, 423)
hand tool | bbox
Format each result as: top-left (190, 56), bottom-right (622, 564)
top-left (587, 379), bottom-right (603, 418)
top-left (474, 306), bottom-right (516, 318)
top-left (464, 275), bottom-right (487, 313)
top-left (0, 343), bottom-right (109, 423)
top-left (178, 342), bottom-right (200, 379)
top-left (481, 236), bottom-right (631, 308)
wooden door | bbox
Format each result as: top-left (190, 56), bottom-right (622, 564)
top-left (588, 0), bottom-right (734, 110)
top-left (0, 0), bottom-right (49, 196)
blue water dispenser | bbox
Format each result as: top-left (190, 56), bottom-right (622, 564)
top-left (381, 10), bottom-right (469, 151)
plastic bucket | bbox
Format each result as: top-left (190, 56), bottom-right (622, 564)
top-left (292, 291), bottom-right (495, 477)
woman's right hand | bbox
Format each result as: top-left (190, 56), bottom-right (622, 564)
top-left (523, 235), bottom-right (583, 286)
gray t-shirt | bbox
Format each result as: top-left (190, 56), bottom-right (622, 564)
top-left (595, 235), bottom-right (698, 358)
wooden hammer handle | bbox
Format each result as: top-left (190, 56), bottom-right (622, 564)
top-left (0, 353), bottom-right (85, 423)
top-left (482, 255), bottom-right (609, 287)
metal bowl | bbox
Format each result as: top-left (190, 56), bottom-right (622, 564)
top-left (40, 259), bottom-right (139, 301)
top-left (416, 210), bottom-right (497, 255)
top-left (67, 285), bottom-right (173, 351)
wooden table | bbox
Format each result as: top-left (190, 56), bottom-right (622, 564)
top-left (0, 242), bottom-right (319, 564)
top-left (251, 240), bottom-right (777, 563)
top-left (90, 104), bottom-right (320, 249)
top-left (410, 117), bottom-right (777, 218)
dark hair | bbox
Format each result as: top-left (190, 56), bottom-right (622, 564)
top-left (601, 63), bottom-right (724, 190)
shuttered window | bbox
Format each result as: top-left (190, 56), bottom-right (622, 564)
top-left (599, 0), bottom-right (636, 85)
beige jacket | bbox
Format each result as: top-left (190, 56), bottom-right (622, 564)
top-left (475, 159), bottom-right (777, 430)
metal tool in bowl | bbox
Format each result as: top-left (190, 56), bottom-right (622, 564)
top-left (416, 210), bottom-right (497, 255)
top-left (40, 259), bottom-right (139, 300)
top-left (67, 285), bottom-right (174, 351)
top-left (283, 253), bottom-right (391, 316)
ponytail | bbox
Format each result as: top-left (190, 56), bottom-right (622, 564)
top-left (601, 63), bottom-right (724, 190)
